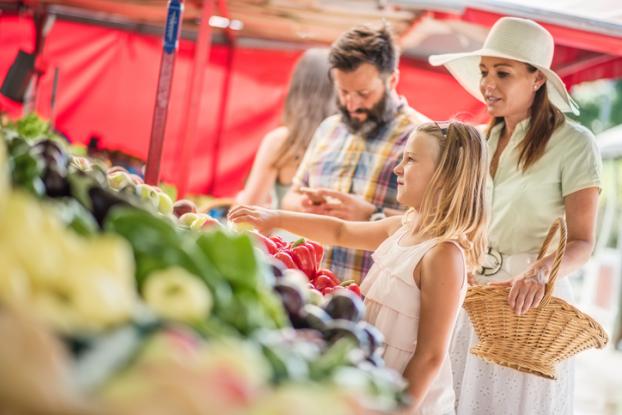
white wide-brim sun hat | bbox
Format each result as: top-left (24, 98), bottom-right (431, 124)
top-left (429, 17), bottom-right (579, 115)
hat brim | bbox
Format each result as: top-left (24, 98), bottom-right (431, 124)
top-left (429, 49), bottom-right (579, 115)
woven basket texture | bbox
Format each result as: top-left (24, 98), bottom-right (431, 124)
top-left (464, 218), bottom-right (608, 379)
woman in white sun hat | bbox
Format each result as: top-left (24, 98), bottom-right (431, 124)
top-left (429, 17), bottom-right (602, 415)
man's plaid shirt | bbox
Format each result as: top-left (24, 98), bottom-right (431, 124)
top-left (293, 98), bottom-right (429, 282)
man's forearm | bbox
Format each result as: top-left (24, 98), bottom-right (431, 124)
top-left (281, 188), bottom-right (307, 212)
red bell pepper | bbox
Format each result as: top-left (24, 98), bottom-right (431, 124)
top-left (347, 283), bottom-right (362, 297)
top-left (270, 235), bottom-right (287, 249)
top-left (306, 240), bottom-right (324, 264)
top-left (321, 286), bottom-right (336, 296)
top-left (314, 274), bottom-right (337, 291)
top-left (316, 268), bottom-right (340, 285)
top-left (292, 238), bottom-right (324, 267)
top-left (252, 232), bottom-right (279, 255)
top-left (274, 251), bottom-right (298, 270)
top-left (290, 244), bottom-right (316, 279)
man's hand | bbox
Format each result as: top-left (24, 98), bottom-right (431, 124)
top-left (310, 188), bottom-right (376, 221)
top-left (297, 187), bottom-right (331, 215)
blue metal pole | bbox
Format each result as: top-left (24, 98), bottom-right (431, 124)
top-left (145, 0), bottom-right (183, 185)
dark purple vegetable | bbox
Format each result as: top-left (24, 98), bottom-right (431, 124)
top-left (300, 304), bottom-right (332, 331)
top-left (358, 321), bottom-right (385, 356)
top-left (323, 290), bottom-right (365, 323)
top-left (323, 319), bottom-right (369, 351)
top-left (274, 281), bottom-right (305, 325)
top-left (88, 186), bottom-right (133, 226)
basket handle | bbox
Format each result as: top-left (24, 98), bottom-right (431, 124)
top-left (536, 217), bottom-right (567, 307)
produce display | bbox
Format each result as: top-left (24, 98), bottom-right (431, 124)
top-left (0, 115), bottom-right (408, 415)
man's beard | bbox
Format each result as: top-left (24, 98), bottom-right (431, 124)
top-left (338, 91), bottom-right (398, 138)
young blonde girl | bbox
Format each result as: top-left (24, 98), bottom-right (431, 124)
top-left (228, 121), bottom-right (488, 414)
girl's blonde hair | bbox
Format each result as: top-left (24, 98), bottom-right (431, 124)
top-left (411, 121), bottom-right (488, 271)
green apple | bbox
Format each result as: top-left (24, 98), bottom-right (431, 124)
top-left (190, 214), bottom-right (221, 231)
top-left (135, 184), bottom-right (160, 209)
top-left (71, 156), bottom-right (92, 172)
top-left (107, 171), bottom-right (132, 191)
top-left (178, 212), bottom-right (200, 227)
top-left (157, 191), bottom-right (174, 215)
top-left (307, 288), bottom-right (324, 306)
top-left (228, 221), bottom-right (254, 233)
top-left (143, 267), bottom-right (212, 323)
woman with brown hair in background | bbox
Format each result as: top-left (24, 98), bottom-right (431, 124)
top-left (236, 48), bottom-right (336, 208)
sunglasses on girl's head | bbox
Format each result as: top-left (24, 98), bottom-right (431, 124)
top-left (434, 121), bottom-right (451, 137)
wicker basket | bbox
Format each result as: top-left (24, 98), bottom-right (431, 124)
top-left (464, 217), bottom-right (608, 379)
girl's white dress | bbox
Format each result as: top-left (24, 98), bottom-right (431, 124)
top-left (361, 224), bottom-right (467, 415)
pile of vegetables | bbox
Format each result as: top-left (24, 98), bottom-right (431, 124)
top-left (0, 114), bottom-right (409, 414)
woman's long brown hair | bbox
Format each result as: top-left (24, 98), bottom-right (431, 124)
top-left (273, 48), bottom-right (336, 169)
top-left (486, 64), bottom-right (565, 171)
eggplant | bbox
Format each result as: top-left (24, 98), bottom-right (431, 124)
top-left (323, 319), bottom-right (369, 351)
top-left (365, 351), bottom-right (385, 368)
top-left (32, 138), bottom-right (66, 155)
top-left (274, 281), bottom-right (306, 326)
top-left (32, 139), bottom-right (69, 170)
top-left (88, 186), bottom-right (133, 226)
top-left (357, 321), bottom-right (385, 356)
top-left (323, 290), bottom-right (365, 322)
top-left (33, 142), bottom-right (67, 165)
top-left (42, 167), bottom-right (70, 198)
top-left (263, 256), bottom-right (287, 279)
top-left (301, 304), bottom-right (332, 332)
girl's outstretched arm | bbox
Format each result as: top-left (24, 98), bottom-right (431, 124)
top-left (227, 204), bottom-right (402, 251)
top-left (401, 241), bottom-right (465, 412)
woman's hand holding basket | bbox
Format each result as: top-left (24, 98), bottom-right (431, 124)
top-left (489, 259), bottom-right (550, 315)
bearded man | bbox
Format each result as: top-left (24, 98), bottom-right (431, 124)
top-left (282, 23), bottom-right (429, 283)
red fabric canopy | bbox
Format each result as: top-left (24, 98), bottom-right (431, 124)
top-left (0, 15), bottom-right (491, 196)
